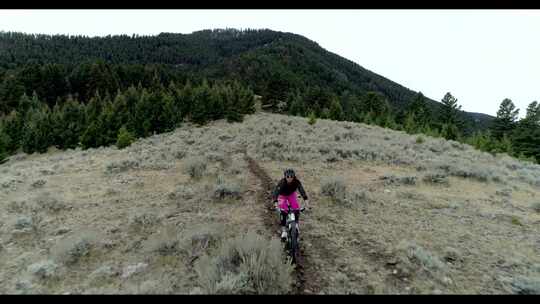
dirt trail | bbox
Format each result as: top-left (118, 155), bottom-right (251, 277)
top-left (245, 154), bottom-right (326, 294)
top-left (245, 155), bottom-right (412, 294)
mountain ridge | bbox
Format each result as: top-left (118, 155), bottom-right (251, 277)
top-left (0, 28), bottom-right (494, 132)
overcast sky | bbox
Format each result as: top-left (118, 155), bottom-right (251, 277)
top-left (0, 9), bottom-right (538, 118)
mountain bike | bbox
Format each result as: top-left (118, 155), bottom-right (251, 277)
top-left (275, 204), bottom-right (306, 265)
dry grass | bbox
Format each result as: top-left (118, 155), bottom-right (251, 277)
top-left (1, 112), bottom-right (540, 294)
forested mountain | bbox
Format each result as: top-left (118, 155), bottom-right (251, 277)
top-left (0, 28), bottom-right (493, 132)
top-left (4, 28), bottom-right (539, 164)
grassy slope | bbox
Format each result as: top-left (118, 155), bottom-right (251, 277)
top-left (0, 112), bottom-right (539, 294)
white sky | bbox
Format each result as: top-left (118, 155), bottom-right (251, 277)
top-left (0, 9), bottom-right (539, 118)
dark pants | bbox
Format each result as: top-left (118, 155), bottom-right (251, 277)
top-left (280, 210), bottom-right (299, 227)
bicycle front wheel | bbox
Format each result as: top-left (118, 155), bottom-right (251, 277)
top-left (289, 224), bottom-right (300, 264)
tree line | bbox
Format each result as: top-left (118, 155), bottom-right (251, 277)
top-left (284, 89), bottom-right (540, 164)
top-left (0, 79), bottom-right (255, 162)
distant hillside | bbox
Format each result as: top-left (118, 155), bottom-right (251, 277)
top-left (0, 29), bottom-right (493, 133)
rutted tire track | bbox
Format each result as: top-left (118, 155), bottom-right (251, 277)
top-left (245, 154), bottom-right (319, 294)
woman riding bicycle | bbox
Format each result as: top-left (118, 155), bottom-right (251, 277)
top-left (272, 168), bottom-right (310, 240)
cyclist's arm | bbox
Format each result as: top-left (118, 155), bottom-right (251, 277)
top-left (272, 179), bottom-right (284, 202)
top-left (297, 181), bottom-right (308, 201)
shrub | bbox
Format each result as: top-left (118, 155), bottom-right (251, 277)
top-left (177, 225), bottom-right (226, 261)
top-left (308, 112), bottom-right (317, 125)
top-left (194, 231), bottom-right (294, 294)
top-left (510, 275), bottom-right (540, 294)
top-left (116, 126), bottom-right (136, 149)
top-left (395, 241), bottom-right (447, 274)
top-left (380, 175), bottom-right (417, 186)
top-left (28, 260), bottom-right (58, 280)
top-left (443, 247), bottom-right (462, 263)
top-left (448, 166), bottom-right (491, 182)
top-left (52, 234), bottom-right (96, 266)
top-left (213, 176), bottom-right (242, 200)
top-left (511, 217), bottom-right (523, 226)
top-left (37, 196), bottom-right (67, 213)
top-left (168, 184), bottom-right (195, 200)
top-left (422, 173), bottom-right (450, 185)
top-left (31, 179), bottom-right (46, 188)
top-left (105, 159), bottom-right (140, 173)
top-left (143, 226), bottom-right (181, 256)
top-left (206, 152), bottom-right (225, 163)
top-left (416, 136), bottom-right (425, 144)
top-left (321, 176), bottom-right (347, 201)
top-left (496, 188), bottom-right (512, 197)
top-left (130, 213), bottom-right (160, 231)
top-left (174, 150), bottom-right (187, 160)
top-left (184, 157), bottom-right (207, 179)
top-left (14, 216), bottom-right (34, 230)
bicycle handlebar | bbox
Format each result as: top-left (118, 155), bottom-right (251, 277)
top-left (274, 206), bottom-right (307, 212)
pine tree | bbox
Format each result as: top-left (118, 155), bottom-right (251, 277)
top-left (465, 130), bottom-right (498, 152)
top-left (329, 97), bottom-right (344, 121)
top-left (523, 101), bottom-right (540, 125)
top-left (351, 106), bottom-right (363, 123)
top-left (159, 89), bottom-right (178, 131)
top-left (131, 89), bottom-right (153, 137)
top-left (497, 133), bottom-right (514, 155)
top-left (406, 92), bottom-right (432, 128)
top-left (61, 97), bottom-right (85, 149)
top-left (235, 81), bottom-right (255, 115)
top-left (85, 91), bottom-right (104, 124)
top-left (22, 105), bottom-right (53, 153)
top-left (512, 126), bottom-right (540, 163)
top-left (0, 72), bottom-right (25, 114)
top-left (383, 113), bottom-right (394, 129)
top-left (80, 91), bottom-right (107, 149)
top-left (363, 112), bottom-right (374, 125)
top-left (287, 91), bottom-right (304, 117)
top-left (98, 97), bottom-right (119, 146)
top-left (440, 123), bottom-right (459, 141)
top-left (0, 122), bottom-right (11, 163)
top-left (50, 102), bottom-right (65, 148)
top-left (116, 125), bottom-right (136, 149)
top-left (208, 84), bottom-right (226, 121)
top-left (80, 120), bottom-right (102, 149)
top-left (191, 80), bottom-right (212, 125)
top-left (320, 108), bottom-right (330, 120)
top-left (123, 86), bottom-right (142, 133)
top-left (179, 80), bottom-right (194, 120)
top-left (222, 84), bottom-right (243, 123)
top-left (439, 92), bottom-right (461, 125)
top-left (308, 111), bottom-right (317, 125)
top-left (404, 112), bottom-right (418, 134)
top-left (2, 110), bottom-right (23, 152)
top-left (439, 92), bottom-right (462, 140)
top-left (339, 91), bottom-right (357, 121)
top-left (18, 92), bottom-right (41, 117)
top-left (511, 101), bottom-right (540, 163)
top-left (110, 92), bottom-right (130, 132)
top-left (361, 92), bottom-right (388, 115)
top-left (491, 98), bottom-right (519, 140)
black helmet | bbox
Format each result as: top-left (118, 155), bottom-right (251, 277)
top-left (284, 168), bottom-right (296, 178)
